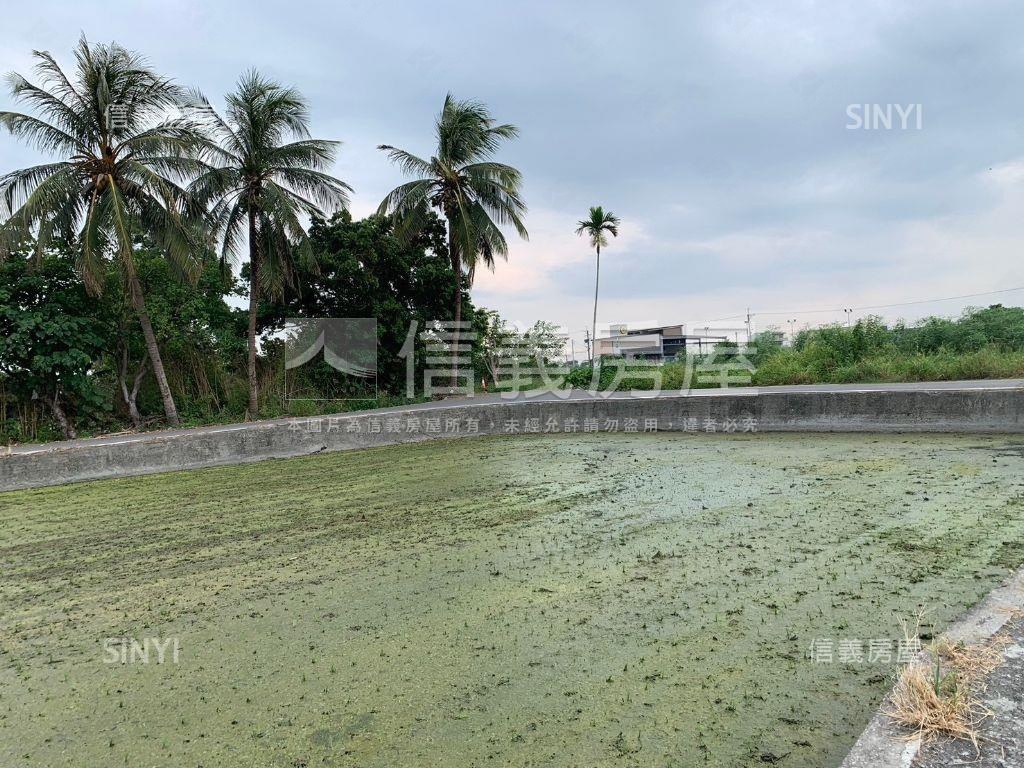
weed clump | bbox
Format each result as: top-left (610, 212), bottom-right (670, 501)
top-left (885, 628), bottom-right (1007, 749)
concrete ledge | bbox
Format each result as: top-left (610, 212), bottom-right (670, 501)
top-left (840, 567), bottom-right (1024, 768)
top-left (1, 386), bottom-right (1023, 492)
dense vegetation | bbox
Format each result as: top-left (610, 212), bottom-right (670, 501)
top-left (0, 208), bottom-right (506, 442)
top-left (563, 306), bottom-right (1024, 392)
top-left (753, 308), bottom-right (1024, 385)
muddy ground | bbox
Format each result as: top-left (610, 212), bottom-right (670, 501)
top-left (1, 433), bottom-right (1023, 767)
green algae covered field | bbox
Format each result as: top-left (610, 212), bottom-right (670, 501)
top-left (2, 433), bottom-right (1024, 767)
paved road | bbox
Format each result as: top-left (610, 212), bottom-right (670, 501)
top-left (7, 378), bottom-right (1023, 456)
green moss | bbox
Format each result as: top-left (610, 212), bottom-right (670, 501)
top-left (1, 433), bottom-right (1023, 767)
top-left (990, 539), bottom-right (1024, 569)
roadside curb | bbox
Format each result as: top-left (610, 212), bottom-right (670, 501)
top-left (840, 566), bottom-right (1024, 767)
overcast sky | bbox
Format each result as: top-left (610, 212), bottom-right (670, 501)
top-left (3, 0), bottom-right (1024, 350)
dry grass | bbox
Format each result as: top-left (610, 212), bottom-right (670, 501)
top-left (884, 617), bottom-right (1009, 749)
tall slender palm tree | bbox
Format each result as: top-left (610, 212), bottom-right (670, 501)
top-left (377, 95), bottom-right (527, 384)
top-left (0, 37), bottom-right (208, 426)
top-left (188, 71), bottom-right (351, 418)
top-left (576, 206), bottom-right (620, 363)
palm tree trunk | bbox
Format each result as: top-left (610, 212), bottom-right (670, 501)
top-left (128, 274), bottom-right (180, 427)
top-left (452, 276), bottom-right (462, 388)
top-left (591, 244), bottom-right (600, 364)
top-left (447, 215), bottom-right (462, 390)
top-left (246, 208), bottom-right (260, 419)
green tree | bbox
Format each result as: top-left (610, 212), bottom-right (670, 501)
top-left (376, 94), bottom-right (528, 383)
top-left (749, 330), bottom-right (785, 366)
top-left (0, 37), bottom-right (208, 426)
top-left (265, 210), bottom-right (459, 395)
top-left (0, 254), bottom-right (114, 439)
top-left (959, 305), bottom-right (1024, 351)
top-left (575, 206), bottom-right (620, 362)
top-left (474, 309), bottom-right (564, 388)
top-left (188, 71), bottom-right (351, 417)
top-left (105, 244), bottom-right (246, 425)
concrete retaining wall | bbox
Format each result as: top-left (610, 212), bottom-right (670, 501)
top-left (2, 387), bottom-right (1022, 492)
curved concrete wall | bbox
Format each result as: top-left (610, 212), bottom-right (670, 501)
top-left (2, 387), bottom-right (1022, 492)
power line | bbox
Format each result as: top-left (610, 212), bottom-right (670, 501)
top-left (754, 284), bottom-right (1024, 317)
top-left (689, 284), bottom-right (1024, 326)
top-left (704, 314), bottom-right (747, 322)
top-left (563, 283), bottom-right (1024, 343)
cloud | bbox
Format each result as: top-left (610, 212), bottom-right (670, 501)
top-left (472, 211), bottom-right (650, 298)
top-left (1, 0), bottom-right (1022, 349)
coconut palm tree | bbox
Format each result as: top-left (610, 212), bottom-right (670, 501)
top-left (187, 71), bottom-right (351, 418)
top-left (576, 206), bottom-right (620, 363)
top-left (377, 95), bottom-right (527, 384)
top-left (0, 37), bottom-right (209, 426)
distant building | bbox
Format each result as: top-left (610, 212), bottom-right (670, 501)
top-left (594, 324), bottom-right (727, 361)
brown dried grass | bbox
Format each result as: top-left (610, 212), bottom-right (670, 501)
top-left (884, 615), bottom-right (1009, 749)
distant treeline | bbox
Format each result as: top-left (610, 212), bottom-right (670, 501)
top-left (561, 305), bottom-right (1024, 392)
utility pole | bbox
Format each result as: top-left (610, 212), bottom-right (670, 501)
top-left (584, 329), bottom-right (591, 364)
top-left (570, 338), bottom-right (576, 365)
top-left (745, 308), bottom-right (752, 342)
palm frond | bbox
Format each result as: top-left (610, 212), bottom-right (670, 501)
top-left (267, 138), bottom-right (340, 171)
top-left (576, 206), bottom-right (620, 249)
top-left (377, 145), bottom-right (434, 177)
top-left (0, 111), bottom-right (86, 154)
top-left (194, 72), bottom-right (349, 298)
top-left (79, 180), bottom-right (114, 292)
top-left (0, 162), bottom-right (74, 217)
top-left (4, 73), bottom-right (91, 139)
top-left (211, 194), bottom-right (246, 266)
top-left (379, 94), bottom-right (527, 272)
top-left (376, 177), bottom-right (434, 218)
top-left (466, 202), bottom-right (509, 267)
top-left (1, 37), bottom-right (212, 294)
top-left (272, 166), bottom-right (351, 210)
